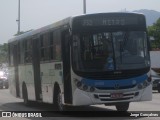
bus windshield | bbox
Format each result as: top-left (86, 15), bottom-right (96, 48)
top-left (72, 31), bottom-right (150, 72)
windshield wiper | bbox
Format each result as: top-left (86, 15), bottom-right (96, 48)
top-left (121, 32), bottom-right (128, 52)
top-left (120, 32), bottom-right (128, 63)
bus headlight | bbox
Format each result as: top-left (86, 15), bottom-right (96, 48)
top-left (83, 85), bottom-right (88, 91)
top-left (137, 79), bottom-right (150, 90)
top-left (76, 81), bottom-right (82, 88)
top-left (143, 81), bottom-right (148, 87)
top-left (90, 87), bottom-right (95, 92)
top-left (73, 78), bottom-right (95, 92)
top-left (74, 79), bottom-right (82, 88)
top-left (147, 77), bottom-right (151, 83)
top-left (138, 84), bottom-right (143, 89)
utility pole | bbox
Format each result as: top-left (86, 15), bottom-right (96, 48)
top-left (16, 0), bottom-right (20, 34)
top-left (83, 0), bottom-right (86, 14)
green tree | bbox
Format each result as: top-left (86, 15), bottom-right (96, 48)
top-left (148, 18), bottom-right (160, 49)
top-left (0, 43), bottom-right (8, 64)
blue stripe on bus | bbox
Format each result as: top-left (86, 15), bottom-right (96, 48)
top-left (81, 74), bottom-right (148, 88)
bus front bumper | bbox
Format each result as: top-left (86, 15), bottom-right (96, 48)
top-left (72, 84), bottom-right (152, 106)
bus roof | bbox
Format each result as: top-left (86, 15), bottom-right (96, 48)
top-left (8, 17), bottom-right (71, 43)
top-left (69, 12), bottom-right (145, 23)
top-left (8, 12), bottom-right (145, 43)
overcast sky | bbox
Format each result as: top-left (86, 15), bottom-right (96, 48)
top-left (0, 0), bottom-right (160, 44)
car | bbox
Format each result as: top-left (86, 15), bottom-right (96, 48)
top-left (151, 69), bottom-right (160, 93)
top-left (0, 77), bottom-right (9, 89)
top-left (0, 78), bottom-right (3, 89)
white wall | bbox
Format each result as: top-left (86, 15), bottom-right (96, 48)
top-left (150, 51), bottom-right (160, 68)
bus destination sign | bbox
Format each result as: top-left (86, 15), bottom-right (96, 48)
top-left (82, 19), bottom-right (125, 26)
top-left (72, 14), bottom-right (146, 32)
top-left (81, 17), bottom-right (138, 27)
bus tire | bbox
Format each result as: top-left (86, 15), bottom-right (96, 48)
top-left (158, 89), bottom-right (160, 93)
top-left (5, 85), bottom-right (9, 89)
top-left (54, 87), bottom-right (65, 111)
top-left (115, 102), bottom-right (129, 111)
top-left (22, 84), bottom-right (30, 106)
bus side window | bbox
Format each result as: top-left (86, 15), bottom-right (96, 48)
top-left (25, 39), bottom-right (32, 63)
top-left (44, 33), bottom-right (49, 61)
top-left (17, 42), bottom-right (21, 64)
top-left (49, 32), bottom-right (55, 60)
top-left (40, 35), bottom-right (45, 61)
top-left (40, 33), bottom-right (51, 61)
top-left (20, 40), bottom-right (25, 64)
top-left (54, 30), bottom-right (61, 61)
top-left (40, 30), bottom-right (61, 62)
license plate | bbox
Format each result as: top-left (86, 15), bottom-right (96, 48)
top-left (111, 93), bottom-right (123, 98)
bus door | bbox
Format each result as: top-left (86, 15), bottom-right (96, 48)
top-left (13, 43), bottom-right (20, 97)
top-left (61, 30), bottom-right (72, 104)
top-left (32, 37), bottom-right (42, 101)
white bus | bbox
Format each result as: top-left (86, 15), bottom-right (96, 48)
top-left (8, 12), bottom-right (152, 111)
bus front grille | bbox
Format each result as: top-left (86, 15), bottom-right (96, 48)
top-left (94, 92), bottom-right (137, 102)
top-left (96, 85), bottom-right (136, 90)
top-left (100, 97), bottom-right (133, 101)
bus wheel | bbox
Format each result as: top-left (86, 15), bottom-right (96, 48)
top-left (5, 85), bottom-right (9, 89)
top-left (23, 85), bottom-right (30, 106)
top-left (115, 102), bottom-right (129, 111)
top-left (158, 89), bottom-right (160, 93)
top-left (55, 88), bottom-right (65, 111)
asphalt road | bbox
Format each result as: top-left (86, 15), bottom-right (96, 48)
top-left (0, 89), bottom-right (159, 120)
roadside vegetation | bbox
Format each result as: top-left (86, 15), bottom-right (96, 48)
top-left (148, 18), bottom-right (160, 50)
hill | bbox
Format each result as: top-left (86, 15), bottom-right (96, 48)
top-left (133, 9), bottom-right (160, 26)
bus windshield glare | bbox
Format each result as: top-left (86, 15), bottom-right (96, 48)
top-left (72, 31), bottom-right (150, 72)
